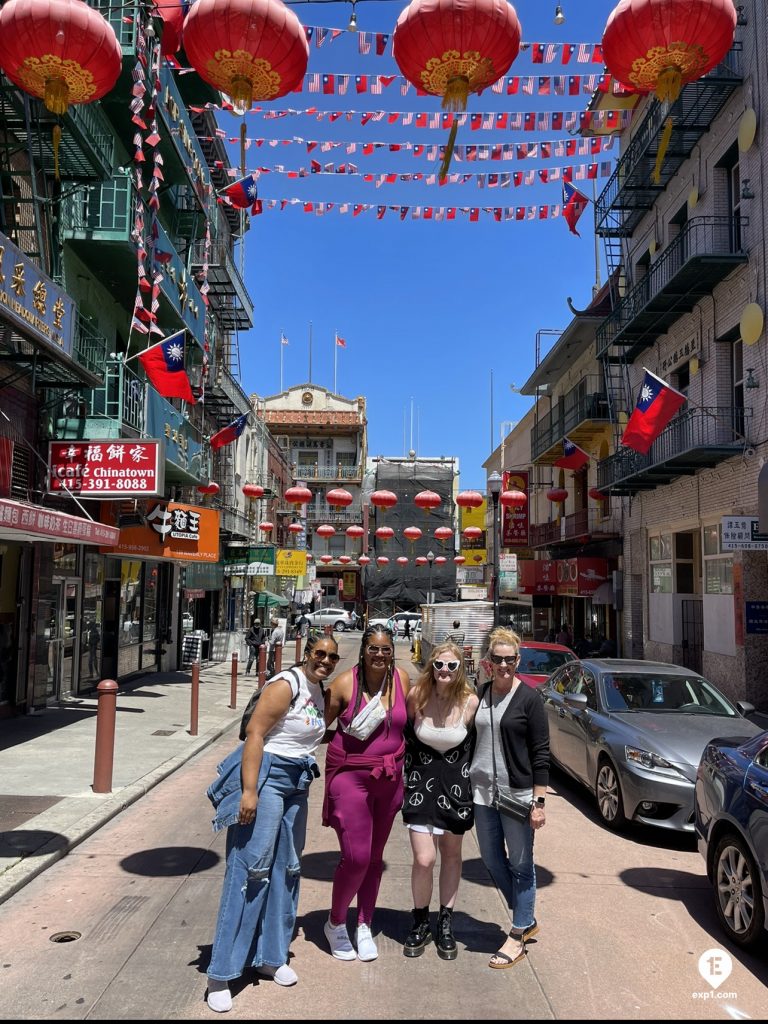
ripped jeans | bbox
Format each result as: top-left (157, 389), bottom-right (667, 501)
top-left (208, 754), bottom-right (316, 981)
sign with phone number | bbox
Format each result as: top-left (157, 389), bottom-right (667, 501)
top-left (48, 440), bottom-right (165, 497)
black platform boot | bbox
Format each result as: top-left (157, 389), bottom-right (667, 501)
top-left (403, 906), bottom-right (432, 958)
top-left (436, 905), bottom-right (457, 960)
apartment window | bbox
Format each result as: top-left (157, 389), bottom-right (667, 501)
top-left (336, 452), bottom-right (356, 468)
top-left (649, 533), bottom-right (672, 593)
top-left (675, 361), bottom-right (691, 395)
top-left (297, 451), bottom-right (318, 472)
top-left (675, 530), bottom-right (699, 594)
top-left (718, 141), bottom-right (741, 249)
top-left (703, 523), bottom-right (733, 595)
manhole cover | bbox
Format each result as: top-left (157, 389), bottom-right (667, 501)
top-left (152, 730), bottom-right (175, 736)
top-left (50, 931), bottom-right (81, 943)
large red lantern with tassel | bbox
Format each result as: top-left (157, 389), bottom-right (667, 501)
top-left (454, 555), bottom-right (466, 565)
top-left (500, 489), bottom-right (527, 509)
top-left (415, 490), bottom-right (442, 514)
top-left (288, 522), bottom-right (303, 535)
top-left (156, 0), bottom-right (185, 56)
top-left (326, 487), bottom-right (353, 509)
top-left (376, 556), bottom-right (390, 568)
top-left (393, 0), bottom-right (522, 179)
top-left (547, 488), bottom-right (569, 504)
top-left (346, 525), bottom-right (365, 540)
top-left (589, 487), bottom-right (607, 502)
top-left (397, 556), bottom-right (409, 567)
top-left (183, 0), bottom-right (309, 115)
top-left (456, 489), bottom-right (484, 509)
top-left (434, 526), bottom-right (453, 543)
top-left (358, 554), bottom-right (371, 566)
top-left (258, 521), bottom-right (274, 534)
top-left (434, 555), bottom-right (448, 566)
top-left (462, 526), bottom-right (483, 541)
top-left (285, 485), bottom-right (312, 508)
top-left (371, 489), bottom-right (398, 511)
top-left (197, 481), bottom-right (220, 495)
top-left (242, 483), bottom-right (264, 500)
top-left (316, 524), bottom-right (336, 540)
top-left (375, 526), bottom-right (395, 543)
top-left (403, 526), bottom-right (423, 544)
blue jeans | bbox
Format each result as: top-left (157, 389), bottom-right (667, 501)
top-left (473, 802), bottom-right (536, 932)
top-left (208, 754), bottom-right (315, 981)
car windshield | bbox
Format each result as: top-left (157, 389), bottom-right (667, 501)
top-left (601, 672), bottom-right (737, 716)
top-left (518, 649), bottom-right (574, 675)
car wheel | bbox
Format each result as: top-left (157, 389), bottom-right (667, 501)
top-left (334, 621), bottom-right (346, 632)
top-left (713, 833), bottom-right (766, 948)
top-left (595, 758), bottom-right (627, 830)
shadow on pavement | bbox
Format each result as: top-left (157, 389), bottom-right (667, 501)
top-left (462, 855), bottom-right (554, 890)
top-left (0, 828), bottom-right (68, 857)
top-left (119, 846), bottom-right (220, 876)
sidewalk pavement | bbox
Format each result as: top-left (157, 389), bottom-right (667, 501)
top-left (0, 633), bottom-right (412, 908)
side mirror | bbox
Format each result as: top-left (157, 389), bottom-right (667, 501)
top-left (736, 700), bottom-right (756, 717)
top-left (564, 692), bottom-right (589, 710)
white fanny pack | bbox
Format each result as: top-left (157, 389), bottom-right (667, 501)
top-left (344, 688), bottom-right (387, 741)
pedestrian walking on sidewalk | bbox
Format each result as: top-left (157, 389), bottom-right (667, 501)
top-left (266, 616), bottom-right (284, 677)
top-left (321, 624), bottom-right (410, 962)
top-left (244, 618), bottom-right (264, 676)
top-left (402, 642), bottom-right (478, 961)
top-left (205, 633), bottom-right (340, 1013)
top-left (470, 627), bottom-right (549, 970)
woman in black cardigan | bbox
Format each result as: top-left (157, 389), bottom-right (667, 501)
top-left (470, 627), bottom-right (549, 969)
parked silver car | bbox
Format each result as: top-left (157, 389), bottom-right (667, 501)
top-left (304, 607), bottom-right (354, 631)
top-left (541, 659), bottom-right (760, 832)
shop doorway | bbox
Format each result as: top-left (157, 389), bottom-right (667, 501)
top-left (47, 578), bottom-right (81, 703)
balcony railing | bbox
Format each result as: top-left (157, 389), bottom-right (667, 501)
top-left (73, 313), bottom-right (108, 382)
top-left (597, 406), bottom-right (749, 494)
top-left (304, 504), bottom-right (364, 524)
top-left (190, 239), bottom-right (254, 332)
top-left (532, 376), bottom-right (610, 460)
top-left (597, 217), bottom-right (747, 358)
top-left (291, 464), bottom-right (363, 481)
top-left (529, 521), bottom-right (561, 548)
top-left (562, 507), bottom-right (622, 541)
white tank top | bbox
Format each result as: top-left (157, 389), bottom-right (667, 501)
top-left (415, 714), bottom-right (469, 754)
top-left (263, 668), bottom-right (326, 758)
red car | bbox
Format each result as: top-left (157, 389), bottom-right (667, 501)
top-left (515, 641), bottom-right (576, 689)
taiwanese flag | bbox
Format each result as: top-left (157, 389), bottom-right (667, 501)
top-left (210, 413), bottom-right (249, 451)
top-left (138, 331), bottom-right (195, 403)
top-left (621, 370), bottom-right (686, 454)
top-left (220, 173), bottom-right (259, 213)
top-left (554, 437), bottom-right (590, 470)
top-left (563, 181), bottom-right (589, 235)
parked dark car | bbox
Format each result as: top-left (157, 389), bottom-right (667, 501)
top-left (695, 730), bottom-right (768, 948)
top-left (541, 659), bottom-right (761, 832)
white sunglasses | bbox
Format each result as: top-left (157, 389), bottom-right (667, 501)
top-left (433, 659), bottom-right (460, 672)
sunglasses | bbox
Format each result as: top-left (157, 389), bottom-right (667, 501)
top-left (312, 650), bottom-right (340, 663)
top-left (366, 645), bottom-right (393, 656)
top-left (433, 659), bottom-right (460, 672)
top-left (490, 653), bottom-right (520, 665)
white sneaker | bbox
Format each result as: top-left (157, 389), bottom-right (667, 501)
top-left (324, 918), bottom-right (357, 960)
top-left (206, 979), bottom-right (232, 1013)
top-left (356, 923), bottom-right (378, 962)
top-left (257, 964), bottom-right (298, 986)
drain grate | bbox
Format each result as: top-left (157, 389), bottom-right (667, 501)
top-left (50, 931), bottom-right (81, 943)
top-left (152, 729), bottom-right (176, 736)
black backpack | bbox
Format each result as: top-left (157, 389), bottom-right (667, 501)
top-left (239, 668), bottom-right (301, 741)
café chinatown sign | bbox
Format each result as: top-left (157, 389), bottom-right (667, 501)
top-left (48, 440), bottom-right (165, 497)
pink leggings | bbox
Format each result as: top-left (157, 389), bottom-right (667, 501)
top-left (327, 768), bottom-right (404, 926)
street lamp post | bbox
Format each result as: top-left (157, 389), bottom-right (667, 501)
top-left (488, 471), bottom-right (502, 628)
top-left (426, 549), bottom-right (435, 606)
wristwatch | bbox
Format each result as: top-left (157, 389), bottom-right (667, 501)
top-left (534, 797), bottom-right (546, 807)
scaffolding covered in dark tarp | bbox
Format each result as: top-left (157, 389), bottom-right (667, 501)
top-left (365, 459), bottom-right (457, 616)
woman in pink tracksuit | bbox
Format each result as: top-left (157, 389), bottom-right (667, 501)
top-left (322, 624), bottom-right (410, 962)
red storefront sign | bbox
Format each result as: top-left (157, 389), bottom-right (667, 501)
top-left (0, 498), bottom-right (120, 545)
top-left (557, 557), bottom-right (609, 597)
top-left (48, 440), bottom-right (165, 497)
top-left (501, 469), bottom-right (529, 547)
top-left (517, 559), bottom-right (557, 595)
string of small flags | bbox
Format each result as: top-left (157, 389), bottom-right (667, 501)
top-left (201, 135), bottom-right (614, 162)
top-left (252, 200), bottom-right (565, 221)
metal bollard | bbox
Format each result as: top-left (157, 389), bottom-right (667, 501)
top-left (295, 634), bottom-right (302, 664)
top-left (190, 659), bottom-right (200, 736)
top-left (92, 679), bottom-right (119, 794)
top-left (257, 643), bottom-right (267, 687)
top-left (230, 651), bottom-right (238, 709)
top-left (274, 642), bottom-right (283, 674)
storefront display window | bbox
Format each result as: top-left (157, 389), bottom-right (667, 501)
top-left (80, 553), bottom-right (104, 690)
top-left (120, 560), bottom-right (142, 646)
top-left (649, 534), bottom-right (672, 594)
top-left (53, 543), bottom-right (78, 573)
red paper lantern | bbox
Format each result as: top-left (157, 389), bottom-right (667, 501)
top-left (371, 489), bottom-right (398, 510)
top-left (157, 0), bottom-right (185, 55)
top-left (376, 556), bottom-right (390, 567)
top-left (393, 0), bottom-right (522, 178)
top-left (288, 522), bottom-right (303, 534)
top-left (258, 521), bottom-right (274, 533)
top-left (326, 487), bottom-right (353, 508)
top-left (415, 556), bottom-right (428, 567)
top-left (375, 526), bottom-right (395, 542)
top-left (183, 0), bottom-right (309, 114)
top-left (434, 555), bottom-right (447, 565)
top-left (242, 483), bottom-right (264, 499)
top-left (500, 489), bottom-right (527, 508)
top-left (602, 0), bottom-right (736, 102)
top-left (397, 556), bottom-right (409, 566)
top-left (197, 481), bottom-right (219, 495)
top-left (456, 489), bottom-right (484, 509)
top-left (320, 554), bottom-right (334, 564)
top-left (454, 555), bottom-right (466, 565)
top-left (547, 488), bottom-right (569, 503)
top-left (434, 526), bottom-right (453, 542)
top-left (589, 487), bottom-right (607, 502)
top-left (285, 485), bottom-right (312, 508)
top-left (462, 526), bottom-right (483, 540)
top-left (316, 524), bottom-right (336, 539)
top-left (415, 489), bottom-right (442, 513)
top-left (338, 555), bottom-right (352, 564)
top-left (403, 525), bottom-right (423, 544)
top-left (358, 555), bottom-right (371, 566)
top-left (0, 0), bottom-right (122, 115)
top-left (346, 525), bottom-right (365, 539)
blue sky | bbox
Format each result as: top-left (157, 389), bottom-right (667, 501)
top-left (225, 0), bottom-right (616, 488)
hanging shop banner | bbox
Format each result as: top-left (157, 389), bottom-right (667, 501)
top-left (502, 470), bottom-right (529, 547)
top-left (102, 501), bottom-right (219, 562)
top-left (460, 500), bottom-right (487, 566)
top-left (556, 557), bottom-right (609, 597)
top-left (0, 498), bottom-right (120, 545)
top-left (517, 560), bottom-right (557, 595)
top-left (48, 440), bottom-right (165, 497)
top-left (342, 571), bottom-right (357, 599)
top-left (0, 229), bottom-right (75, 357)
top-left (146, 390), bottom-right (204, 478)
top-left (276, 549), bottom-right (308, 577)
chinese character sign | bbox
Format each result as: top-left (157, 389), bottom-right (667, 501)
top-left (48, 440), bottom-right (164, 497)
top-left (501, 470), bottom-right (529, 547)
top-left (0, 230), bottom-right (74, 355)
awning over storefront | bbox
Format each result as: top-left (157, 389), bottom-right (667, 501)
top-left (254, 589), bottom-right (290, 608)
top-left (0, 498), bottom-right (120, 545)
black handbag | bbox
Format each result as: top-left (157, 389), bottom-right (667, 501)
top-left (239, 668), bottom-right (300, 741)
top-left (488, 685), bottom-right (533, 823)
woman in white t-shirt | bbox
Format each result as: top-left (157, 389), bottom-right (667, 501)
top-left (206, 634), bottom-right (339, 1013)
